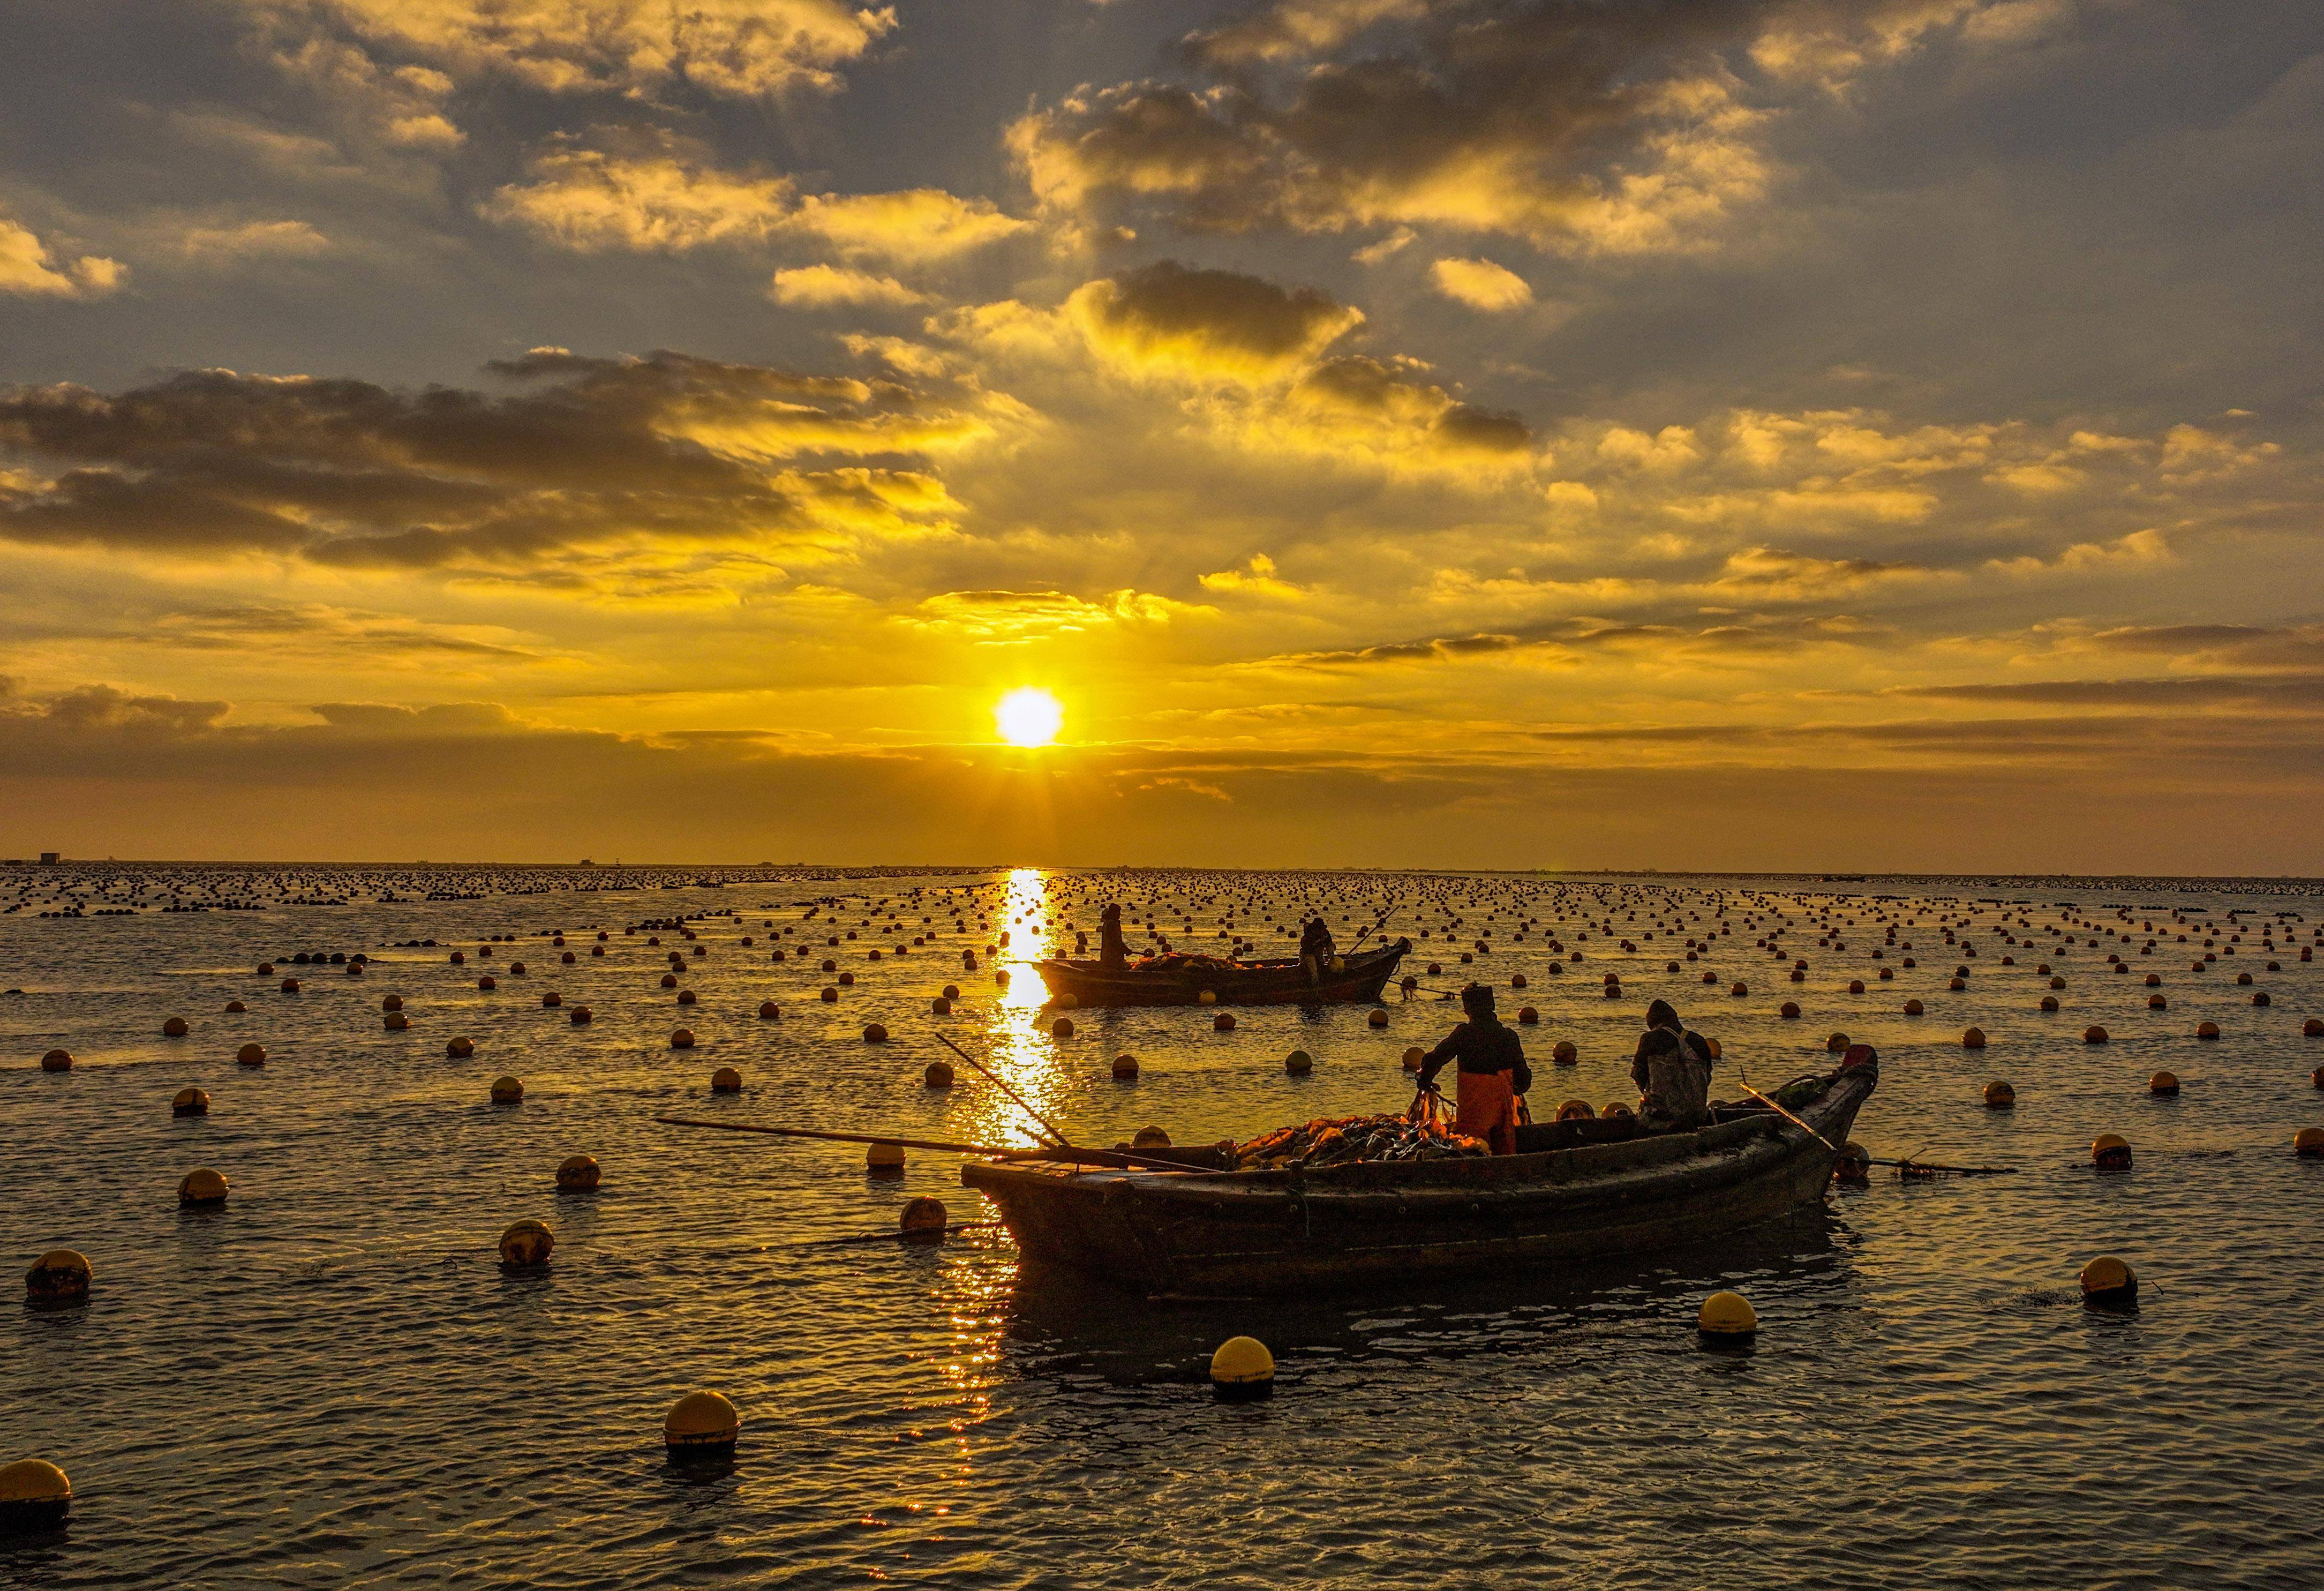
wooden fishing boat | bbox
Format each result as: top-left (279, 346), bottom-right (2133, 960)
top-left (960, 1055), bottom-right (1877, 1297)
top-left (1028, 941), bottom-right (1408, 1008)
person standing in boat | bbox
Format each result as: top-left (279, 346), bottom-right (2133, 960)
top-left (1632, 999), bottom-right (1715, 1130)
top-left (1299, 915), bottom-right (1337, 984)
top-left (1098, 902), bottom-right (1129, 971)
top-left (1415, 983), bottom-right (1530, 1155)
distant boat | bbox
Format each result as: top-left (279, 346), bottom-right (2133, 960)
top-left (962, 1056), bottom-right (1877, 1297)
top-left (1027, 941), bottom-right (1408, 1008)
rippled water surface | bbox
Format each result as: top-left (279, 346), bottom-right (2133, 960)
top-left (5, 866), bottom-right (2322, 1588)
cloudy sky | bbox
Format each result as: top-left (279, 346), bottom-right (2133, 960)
top-left (3, 0), bottom-right (2321, 869)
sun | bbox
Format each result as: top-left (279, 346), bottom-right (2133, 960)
top-left (995, 687), bottom-right (1063, 747)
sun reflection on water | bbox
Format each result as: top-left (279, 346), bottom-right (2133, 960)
top-left (952, 867), bottom-right (1077, 1151)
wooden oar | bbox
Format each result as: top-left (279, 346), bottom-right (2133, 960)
top-left (1874, 1155), bottom-right (2016, 1177)
top-left (934, 1031), bottom-right (1073, 1149)
top-left (651, 1115), bottom-right (1201, 1173)
top-left (1734, 1078), bottom-right (1837, 1152)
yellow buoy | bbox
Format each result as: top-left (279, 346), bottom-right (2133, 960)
top-left (498, 1219), bottom-right (552, 1269)
top-left (162, 1016), bottom-right (189, 1038)
top-left (1367, 1009), bottom-right (1389, 1029)
top-left (1210, 1335), bottom-right (1274, 1400)
top-left (1552, 1040), bottom-right (1578, 1065)
top-left (1285, 1049), bottom-right (1313, 1075)
top-left (1983, 1079), bottom-right (2014, 1108)
top-left (556, 1154), bottom-right (600, 1192)
top-left (866, 1142), bottom-right (906, 1173)
top-left (1198, 989), bottom-right (1217, 1005)
top-left (711, 1066), bottom-right (742, 1093)
top-left (1055, 993), bottom-right (1079, 1010)
top-left (1556, 1098), bottom-right (1592, 1122)
top-left (664, 1390), bottom-right (739, 1455)
top-left (1132, 1126), bottom-right (1172, 1150)
top-left (1111, 1054), bottom-right (1138, 1079)
top-left (670, 1029), bottom-right (695, 1050)
top-left (236, 1042), bottom-right (266, 1067)
top-left (899, 1196), bottom-right (948, 1239)
top-left (0, 1458), bottom-right (73, 1535)
top-left (178, 1167), bottom-right (229, 1206)
top-left (172, 1086), bottom-right (209, 1117)
top-left (1697, 1290), bottom-right (1758, 1338)
top-left (447, 1036), bottom-right (475, 1058)
top-left (2080, 1255), bottom-right (2138, 1307)
top-left (39, 1049), bottom-right (71, 1073)
top-left (1401, 1046), bottom-right (1425, 1072)
top-left (24, 1249), bottom-right (91, 1305)
top-left (1826, 1033), bottom-right (1850, 1054)
top-left (2092, 1133), bottom-right (2132, 1170)
top-left (491, 1075), bottom-right (523, 1104)
top-left (2294, 1126), bottom-right (2324, 1158)
top-left (2148, 1070), bottom-right (2179, 1097)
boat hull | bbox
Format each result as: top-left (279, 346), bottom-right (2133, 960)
top-left (1029, 945), bottom-right (1404, 1008)
top-left (962, 1063), bottom-right (1876, 1296)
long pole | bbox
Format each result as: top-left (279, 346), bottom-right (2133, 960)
top-left (934, 1031), bottom-right (1073, 1149)
top-left (1735, 1078), bottom-right (1837, 1152)
top-left (651, 1116), bottom-right (1198, 1173)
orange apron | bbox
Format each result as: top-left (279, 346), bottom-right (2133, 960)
top-left (1455, 1069), bottom-right (1518, 1157)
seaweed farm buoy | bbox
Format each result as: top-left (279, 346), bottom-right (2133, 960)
top-left (1553, 1040), bottom-right (1578, 1065)
top-left (224, 1000), bottom-right (245, 1014)
top-left (447, 1036), bottom-right (475, 1058)
top-left (820, 987), bottom-right (838, 1003)
top-left (1697, 1290), bottom-right (1757, 1339)
top-left (491, 1075), bottom-right (523, 1104)
top-left (1214, 1011), bottom-right (1236, 1032)
top-left (237, 1043), bottom-right (266, 1067)
top-left (866, 1142), bottom-right (906, 1174)
top-left (178, 1166), bottom-right (228, 1206)
top-left (1049, 1018), bottom-right (1072, 1040)
top-left (556, 1155), bottom-right (600, 1192)
top-left (1902, 999), bottom-right (1922, 1016)
top-left (1826, 1033), bottom-right (1849, 1054)
top-left (1132, 1126), bottom-right (1172, 1150)
top-left (498, 1219), bottom-right (552, 1269)
top-left (2092, 1134), bottom-right (2133, 1170)
top-left (1367, 1009), bottom-right (1389, 1029)
top-left (1401, 1047), bottom-right (1424, 1072)
top-left (1780, 1001), bottom-right (1801, 1018)
top-left (931, 996), bottom-right (952, 1016)
top-left (1517, 1005), bottom-right (1538, 1024)
top-left (384, 1012), bottom-right (409, 1032)
top-left (924, 1061), bottom-right (955, 1089)
top-left (2084, 1025), bottom-right (2109, 1045)
top-left (1836, 1142), bottom-right (1871, 1184)
top-left (865, 1023), bottom-right (891, 1044)
top-left (2302, 1017), bottom-right (2324, 1038)
top-left (2080, 1255), bottom-right (2138, 1308)
top-left (24, 1249), bottom-right (90, 1305)
top-left (2040, 995), bottom-right (2060, 1012)
top-left (711, 1067), bottom-right (742, 1094)
top-left (1210, 1336), bottom-right (1274, 1401)
top-left (1984, 1080), bottom-right (2014, 1108)
top-left (172, 1086), bottom-right (209, 1117)
top-left (1848, 980), bottom-right (1865, 995)
top-left (900, 1196), bottom-right (948, 1240)
top-left (675, 990), bottom-right (696, 1008)
top-left (1601, 1101), bottom-right (1635, 1122)
top-left (759, 1000), bottom-right (781, 1020)
top-left (1557, 1099), bottom-right (1592, 1122)
top-left (1285, 1049), bottom-right (1313, 1075)
top-left (478, 975), bottom-right (497, 991)
top-left (670, 1029), bottom-right (695, 1050)
top-left (2148, 995), bottom-right (2168, 1010)
top-left (569, 1005), bottom-right (591, 1024)
top-left (665, 1391), bottom-right (739, 1456)
top-left (1111, 1054), bottom-right (1138, 1079)
top-left (2313, 1067), bottom-right (2324, 1090)
top-left (2149, 1070), bottom-right (2179, 1097)
top-left (542, 991), bottom-right (562, 1008)
top-left (0, 1458), bottom-right (72, 1535)
top-left (163, 1016), bottom-right (189, 1038)
top-left (1964, 1028), bottom-right (1987, 1050)
top-left (2295, 1127), bottom-right (2324, 1158)
top-left (2253, 992), bottom-right (2271, 1007)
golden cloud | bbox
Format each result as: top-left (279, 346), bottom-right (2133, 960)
top-left (1428, 256), bottom-right (1533, 311)
top-left (0, 214), bottom-right (126, 299)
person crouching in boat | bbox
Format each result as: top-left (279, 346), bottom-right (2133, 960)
top-left (1099, 902), bottom-right (1129, 971)
top-left (1632, 999), bottom-right (1715, 1131)
top-left (1299, 916), bottom-right (1337, 984)
top-left (1416, 983), bottom-right (1531, 1155)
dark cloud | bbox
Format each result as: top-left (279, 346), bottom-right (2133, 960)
top-left (1068, 259), bottom-right (1364, 380)
top-left (0, 350), bottom-right (977, 571)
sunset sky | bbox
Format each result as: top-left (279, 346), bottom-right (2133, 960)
top-left (4, 0), bottom-right (2321, 870)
